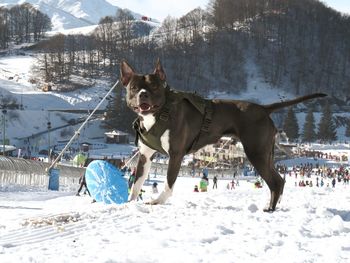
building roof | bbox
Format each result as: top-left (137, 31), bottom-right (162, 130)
top-left (105, 130), bottom-right (129, 137)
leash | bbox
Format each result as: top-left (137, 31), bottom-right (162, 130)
top-left (47, 80), bottom-right (120, 172)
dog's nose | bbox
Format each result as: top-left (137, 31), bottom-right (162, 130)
top-left (139, 90), bottom-right (148, 99)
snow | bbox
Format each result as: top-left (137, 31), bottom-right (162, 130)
top-left (0, 163), bottom-right (350, 262)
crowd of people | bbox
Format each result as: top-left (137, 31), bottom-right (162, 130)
top-left (277, 162), bottom-right (350, 188)
top-left (75, 158), bottom-right (350, 204)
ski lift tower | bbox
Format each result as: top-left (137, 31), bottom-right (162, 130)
top-left (2, 109), bottom-right (7, 156)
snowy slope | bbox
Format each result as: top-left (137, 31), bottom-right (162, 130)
top-left (0, 173), bottom-right (349, 262)
top-left (0, 52), bottom-right (115, 156)
top-left (0, 0), bottom-right (143, 31)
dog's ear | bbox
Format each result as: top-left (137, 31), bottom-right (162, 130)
top-left (120, 60), bottom-right (135, 86)
top-left (153, 59), bottom-right (166, 81)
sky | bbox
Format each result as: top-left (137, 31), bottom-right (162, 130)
top-left (323, 0), bottom-right (350, 14)
top-left (107, 0), bottom-right (349, 21)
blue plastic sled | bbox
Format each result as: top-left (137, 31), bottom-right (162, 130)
top-left (85, 160), bottom-right (128, 204)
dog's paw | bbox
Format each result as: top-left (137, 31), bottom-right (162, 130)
top-left (145, 199), bottom-right (159, 205)
top-left (263, 207), bottom-right (275, 213)
top-left (145, 198), bottom-right (166, 205)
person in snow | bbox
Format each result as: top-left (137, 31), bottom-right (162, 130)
top-left (231, 179), bottom-right (236, 189)
top-left (199, 175), bottom-right (209, 192)
top-left (128, 169), bottom-right (136, 192)
top-left (76, 172), bottom-right (90, 196)
top-left (76, 160), bottom-right (90, 196)
top-left (212, 176), bottom-right (218, 189)
top-left (202, 167), bottom-right (208, 178)
top-left (138, 189), bottom-right (146, 200)
top-left (332, 177), bottom-right (336, 188)
top-left (152, 182), bottom-right (158, 194)
top-left (194, 185), bottom-right (199, 192)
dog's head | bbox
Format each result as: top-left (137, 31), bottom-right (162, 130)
top-left (120, 59), bottom-right (167, 116)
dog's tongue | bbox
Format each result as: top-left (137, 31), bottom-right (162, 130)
top-left (140, 103), bottom-right (151, 111)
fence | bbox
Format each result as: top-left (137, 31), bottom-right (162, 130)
top-left (0, 156), bottom-right (244, 190)
top-left (0, 157), bottom-right (84, 189)
top-left (148, 162), bottom-right (241, 179)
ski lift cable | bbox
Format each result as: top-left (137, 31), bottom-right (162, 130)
top-left (121, 150), bottom-right (139, 170)
top-left (47, 80), bottom-right (120, 172)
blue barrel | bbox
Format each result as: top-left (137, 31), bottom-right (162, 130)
top-left (48, 168), bottom-right (60, 191)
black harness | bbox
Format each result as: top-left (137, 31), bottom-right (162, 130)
top-left (133, 87), bottom-right (213, 155)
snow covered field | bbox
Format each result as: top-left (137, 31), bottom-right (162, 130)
top-left (0, 169), bottom-right (349, 263)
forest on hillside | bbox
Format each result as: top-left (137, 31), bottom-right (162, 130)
top-left (0, 3), bottom-right (51, 48)
top-left (29, 0), bottom-right (350, 98)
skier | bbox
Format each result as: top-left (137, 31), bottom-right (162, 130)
top-left (152, 182), bottom-right (158, 194)
top-left (76, 173), bottom-right (90, 196)
top-left (332, 177), bottom-right (336, 188)
top-left (213, 176), bottom-right (218, 189)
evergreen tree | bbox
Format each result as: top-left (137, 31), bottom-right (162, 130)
top-left (345, 120), bottom-right (350, 138)
top-left (302, 107), bottom-right (316, 142)
top-left (283, 107), bottom-right (299, 142)
top-left (317, 102), bottom-right (337, 142)
top-left (102, 84), bottom-right (136, 134)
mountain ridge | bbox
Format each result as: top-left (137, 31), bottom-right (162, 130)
top-left (0, 0), bottom-right (144, 31)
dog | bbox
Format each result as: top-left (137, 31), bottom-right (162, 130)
top-left (120, 59), bottom-right (326, 212)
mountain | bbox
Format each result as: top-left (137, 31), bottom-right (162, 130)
top-left (0, 0), bottom-right (144, 31)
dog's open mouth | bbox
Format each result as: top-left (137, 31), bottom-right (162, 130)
top-left (140, 103), bottom-right (151, 111)
top-left (135, 103), bottom-right (159, 114)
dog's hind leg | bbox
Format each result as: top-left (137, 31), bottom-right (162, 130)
top-left (242, 137), bottom-right (285, 212)
top-left (129, 142), bottom-right (155, 202)
top-left (263, 165), bottom-right (285, 212)
top-left (246, 153), bottom-right (284, 211)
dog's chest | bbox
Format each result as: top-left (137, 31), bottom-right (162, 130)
top-left (140, 114), bottom-right (170, 154)
top-left (141, 114), bottom-right (156, 131)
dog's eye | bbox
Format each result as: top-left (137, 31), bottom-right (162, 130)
top-left (130, 85), bottom-right (138, 92)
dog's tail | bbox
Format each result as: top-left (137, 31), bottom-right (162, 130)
top-left (264, 93), bottom-right (327, 114)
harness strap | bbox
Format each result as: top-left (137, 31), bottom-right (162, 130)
top-left (159, 106), bottom-right (170, 122)
top-left (201, 101), bottom-right (213, 132)
top-left (188, 100), bottom-right (213, 153)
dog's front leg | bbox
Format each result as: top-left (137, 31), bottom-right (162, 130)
top-left (129, 142), bottom-right (155, 202)
top-left (149, 153), bottom-right (183, 205)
